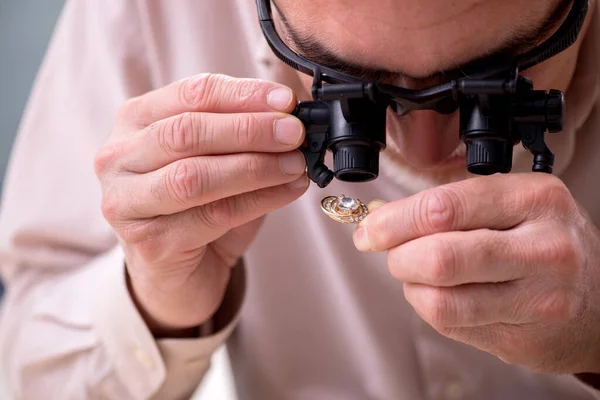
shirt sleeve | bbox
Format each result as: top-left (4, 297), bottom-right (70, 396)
top-left (0, 0), bottom-right (244, 399)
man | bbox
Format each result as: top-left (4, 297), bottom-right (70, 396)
top-left (0, 0), bottom-right (599, 398)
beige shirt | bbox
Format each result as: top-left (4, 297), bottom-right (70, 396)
top-left (0, 0), bottom-right (599, 399)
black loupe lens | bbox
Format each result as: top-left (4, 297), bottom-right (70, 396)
top-left (332, 144), bottom-right (379, 182)
top-left (465, 138), bottom-right (514, 175)
top-left (460, 96), bottom-right (515, 175)
top-left (327, 99), bottom-right (387, 183)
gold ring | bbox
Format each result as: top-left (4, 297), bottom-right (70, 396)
top-left (321, 195), bottom-right (369, 224)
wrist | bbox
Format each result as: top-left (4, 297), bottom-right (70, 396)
top-left (125, 266), bottom-right (228, 338)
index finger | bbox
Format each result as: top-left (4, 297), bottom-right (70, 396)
top-left (118, 73), bottom-right (297, 127)
top-left (354, 173), bottom-right (564, 252)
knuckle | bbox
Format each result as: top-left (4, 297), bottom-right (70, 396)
top-left (234, 79), bottom-right (262, 109)
top-left (159, 112), bottom-right (197, 154)
top-left (178, 73), bottom-right (216, 109)
top-left (422, 288), bottom-right (453, 328)
top-left (232, 113), bottom-right (261, 148)
top-left (545, 180), bottom-right (574, 213)
top-left (121, 221), bottom-right (165, 258)
top-left (94, 143), bottom-right (122, 176)
top-left (533, 289), bottom-right (577, 323)
top-left (540, 231), bottom-right (583, 270)
top-left (424, 240), bottom-right (457, 285)
top-left (417, 189), bottom-right (457, 233)
top-left (528, 176), bottom-right (573, 215)
top-left (117, 96), bottom-right (144, 123)
top-left (197, 198), bottom-right (235, 230)
top-left (237, 190), bottom-right (261, 214)
top-left (238, 154), bottom-right (265, 181)
top-left (166, 160), bottom-right (206, 205)
top-left (100, 192), bottom-right (121, 222)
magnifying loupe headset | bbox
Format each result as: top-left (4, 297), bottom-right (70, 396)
top-left (256, 0), bottom-right (589, 188)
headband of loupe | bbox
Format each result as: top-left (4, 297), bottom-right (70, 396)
top-left (256, 0), bottom-right (589, 188)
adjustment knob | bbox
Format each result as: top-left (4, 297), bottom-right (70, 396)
top-left (546, 89), bottom-right (565, 133)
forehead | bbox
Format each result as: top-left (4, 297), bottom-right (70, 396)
top-left (275, 0), bottom-right (560, 78)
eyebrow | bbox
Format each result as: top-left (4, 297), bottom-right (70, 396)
top-left (272, 1), bottom-right (572, 86)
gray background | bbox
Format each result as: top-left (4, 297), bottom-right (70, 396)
top-left (0, 0), bottom-right (66, 193)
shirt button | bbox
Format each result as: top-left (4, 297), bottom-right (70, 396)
top-left (134, 348), bottom-right (155, 369)
top-left (443, 381), bottom-right (465, 400)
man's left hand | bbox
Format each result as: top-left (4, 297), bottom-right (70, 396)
top-left (353, 173), bottom-right (600, 374)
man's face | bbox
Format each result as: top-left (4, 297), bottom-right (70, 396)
top-left (273, 0), bottom-right (592, 189)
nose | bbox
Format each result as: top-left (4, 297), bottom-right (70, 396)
top-left (386, 108), bottom-right (462, 169)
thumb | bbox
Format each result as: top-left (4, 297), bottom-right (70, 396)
top-left (356, 199), bottom-right (387, 229)
top-left (354, 199), bottom-right (387, 250)
top-left (366, 199), bottom-right (387, 213)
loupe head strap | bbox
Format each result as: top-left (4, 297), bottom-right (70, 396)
top-left (257, 0), bottom-right (589, 111)
top-left (257, 0), bottom-right (363, 85)
top-left (516, 0), bottom-right (589, 71)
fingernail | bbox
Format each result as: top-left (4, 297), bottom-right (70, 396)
top-left (353, 227), bottom-right (371, 252)
top-left (357, 199), bottom-right (386, 229)
top-left (274, 117), bottom-right (303, 146)
top-left (367, 200), bottom-right (387, 213)
top-left (267, 88), bottom-right (293, 111)
top-left (279, 152), bottom-right (306, 175)
top-left (286, 174), bottom-right (309, 189)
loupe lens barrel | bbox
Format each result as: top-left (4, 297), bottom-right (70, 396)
top-left (332, 144), bottom-right (379, 182)
top-left (327, 100), bottom-right (387, 182)
top-left (460, 96), bottom-right (514, 175)
top-left (465, 139), bottom-right (514, 175)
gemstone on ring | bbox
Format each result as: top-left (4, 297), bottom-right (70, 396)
top-left (338, 196), bottom-right (360, 213)
top-left (321, 194), bottom-right (368, 224)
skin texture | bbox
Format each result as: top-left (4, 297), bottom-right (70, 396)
top-left (95, 75), bottom-right (309, 336)
top-left (272, 0), bottom-right (600, 374)
top-left (355, 175), bottom-right (600, 374)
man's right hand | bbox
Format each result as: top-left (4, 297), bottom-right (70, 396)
top-left (94, 74), bottom-right (308, 337)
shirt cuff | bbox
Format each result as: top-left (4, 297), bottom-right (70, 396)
top-left (90, 246), bottom-right (245, 400)
top-left (573, 373), bottom-right (600, 398)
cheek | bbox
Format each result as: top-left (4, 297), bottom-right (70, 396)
top-left (522, 47), bottom-right (579, 92)
top-left (296, 73), bottom-right (314, 101)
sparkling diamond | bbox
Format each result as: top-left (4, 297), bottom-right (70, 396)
top-left (338, 197), bottom-right (359, 212)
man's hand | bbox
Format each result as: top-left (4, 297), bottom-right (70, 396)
top-left (353, 173), bottom-right (600, 374)
top-left (95, 74), bottom-right (308, 337)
